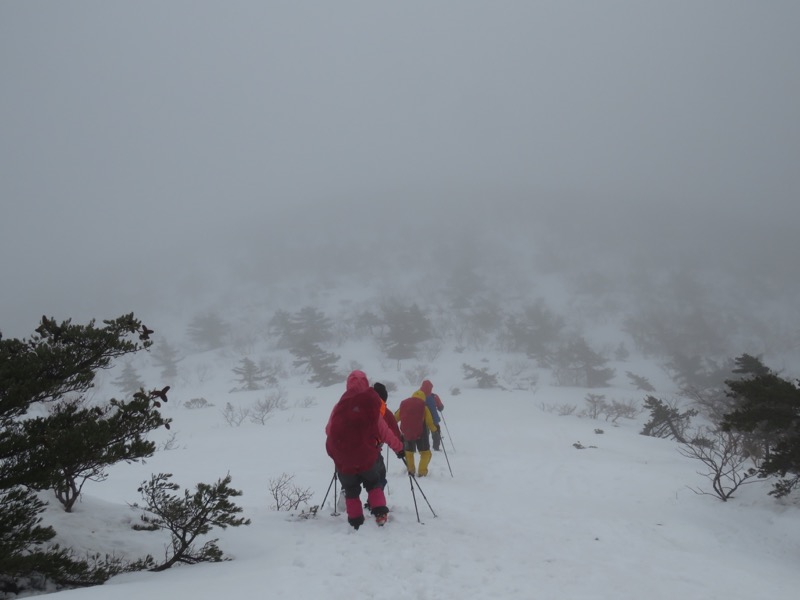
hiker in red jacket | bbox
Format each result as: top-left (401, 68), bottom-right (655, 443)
top-left (394, 390), bottom-right (438, 477)
top-left (325, 370), bottom-right (404, 529)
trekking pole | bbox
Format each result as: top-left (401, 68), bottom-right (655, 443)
top-left (409, 472), bottom-right (437, 518)
top-left (408, 471), bottom-right (421, 523)
top-left (401, 456), bottom-right (422, 523)
top-left (385, 445), bottom-right (390, 495)
top-left (440, 410), bottom-right (455, 452)
top-left (320, 470), bottom-right (339, 516)
top-left (440, 432), bottom-right (454, 478)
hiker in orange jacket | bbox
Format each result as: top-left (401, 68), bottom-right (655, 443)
top-left (372, 381), bottom-right (402, 491)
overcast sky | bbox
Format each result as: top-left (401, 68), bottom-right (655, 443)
top-left (2, 1), bottom-right (799, 337)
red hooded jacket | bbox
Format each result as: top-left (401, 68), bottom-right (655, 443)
top-left (325, 371), bottom-right (403, 473)
top-left (394, 391), bottom-right (437, 441)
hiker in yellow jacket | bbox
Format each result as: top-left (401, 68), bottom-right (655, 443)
top-left (394, 390), bottom-right (438, 476)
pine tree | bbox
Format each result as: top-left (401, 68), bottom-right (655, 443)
top-left (501, 299), bottom-right (565, 364)
top-left (731, 353), bottom-right (771, 377)
top-left (186, 312), bottom-right (229, 351)
top-left (354, 310), bottom-right (382, 337)
top-left (721, 361), bottom-right (800, 497)
top-left (462, 363), bottom-right (500, 389)
top-left (16, 393), bottom-right (170, 512)
top-left (640, 396), bottom-right (697, 443)
top-left (151, 339), bottom-right (183, 380)
top-left (551, 336), bottom-right (615, 388)
top-left (267, 309), bottom-right (292, 347)
top-left (288, 307), bottom-right (334, 348)
top-left (231, 357), bottom-right (271, 391)
top-left (626, 371), bottom-right (656, 392)
top-left (0, 314), bottom-right (167, 587)
top-left (380, 302), bottom-right (431, 366)
top-left (132, 473), bottom-right (250, 571)
top-left (291, 341), bottom-right (341, 387)
top-left (112, 362), bottom-right (145, 396)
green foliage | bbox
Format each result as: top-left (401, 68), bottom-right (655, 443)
top-left (626, 371), bottom-right (656, 392)
top-left (133, 473), bottom-right (251, 571)
top-left (379, 301), bottom-right (432, 363)
top-left (291, 342), bottom-right (341, 387)
top-left (150, 339), bottom-right (183, 380)
top-left (459, 300), bottom-right (504, 351)
top-left (186, 312), bottom-right (229, 351)
top-left (462, 364), bottom-right (500, 389)
top-left (231, 357), bottom-right (272, 391)
top-left (0, 509), bottom-right (155, 594)
top-left (10, 392), bottom-right (169, 511)
top-left (551, 336), bottom-right (615, 388)
top-left (271, 307), bottom-right (339, 388)
top-left (271, 306), bottom-right (334, 350)
top-left (0, 488), bottom-right (56, 572)
top-left (621, 282), bottom-right (729, 359)
top-left (664, 353), bottom-right (735, 396)
top-left (0, 314), bottom-right (150, 422)
top-left (731, 353), bottom-right (771, 378)
top-left (354, 310), bottom-right (383, 337)
top-left (721, 359), bottom-right (800, 497)
top-left (112, 362), bottom-right (145, 396)
top-left (640, 396), bottom-right (697, 443)
top-left (501, 299), bottom-right (565, 364)
top-left (0, 314), bottom-right (163, 587)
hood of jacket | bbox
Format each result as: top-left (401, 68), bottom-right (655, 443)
top-left (346, 370), bottom-right (369, 394)
top-left (420, 380), bottom-right (433, 395)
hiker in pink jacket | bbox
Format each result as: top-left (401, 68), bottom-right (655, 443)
top-left (325, 370), bottom-right (404, 529)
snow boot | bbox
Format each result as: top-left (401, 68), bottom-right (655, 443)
top-left (370, 490), bottom-right (389, 526)
top-left (405, 451), bottom-right (416, 476)
top-left (348, 515), bottom-right (365, 530)
top-left (367, 487), bottom-right (388, 516)
top-left (345, 497), bottom-right (364, 530)
top-left (418, 450), bottom-right (432, 476)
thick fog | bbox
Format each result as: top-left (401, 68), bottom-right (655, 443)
top-left (2, 1), bottom-right (799, 339)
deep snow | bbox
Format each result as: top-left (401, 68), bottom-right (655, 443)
top-left (18, 340), bottom-right (800, 600)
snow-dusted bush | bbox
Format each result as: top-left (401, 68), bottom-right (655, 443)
top-left (183, 397), bottom-right (213, 409)
top-left (267, 473), bottom-right (313, 511)
top-left (678, 428), bottom-right (758, 502)
top-left (132, 473), bottom-right (250, 571)
top-left (250, 389), bottom-right (288, 425)
top-left (221, 402), bottom-right (250, 427)
top-left (501, 358), bottom-right (539, 391)
top-left (462, 363), bottom-right (500, 389)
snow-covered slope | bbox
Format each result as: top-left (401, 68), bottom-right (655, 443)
top-left (32, 345), bottom-right (800, 600)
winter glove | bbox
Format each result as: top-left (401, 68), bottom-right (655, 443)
top-left (396, 449), bottom-right (406, 460)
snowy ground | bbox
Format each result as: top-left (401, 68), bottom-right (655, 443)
top-left (21, 347), bottom-right (800, 600)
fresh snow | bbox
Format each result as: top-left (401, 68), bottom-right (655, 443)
top-left (25, 345), bottom-right (800, 600)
